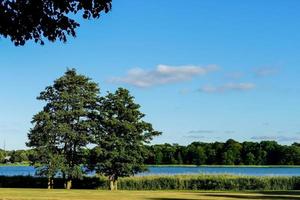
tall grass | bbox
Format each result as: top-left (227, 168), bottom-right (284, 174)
top-left (0, 175), bottom-right (300, 190)
top-left (117, 175), bottom-right (300, 191)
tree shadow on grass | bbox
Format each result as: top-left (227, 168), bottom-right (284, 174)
top-left (147, 192), bottom-right (300, 200)
top-left (257, 191), bottom-right (300, 196)
top-left (203, 194), bottom-right (300, 200)
top-left (147, 198), bottom-right (193, 200)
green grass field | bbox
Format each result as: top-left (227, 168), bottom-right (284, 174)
top-left (0, 189), bottom-right (299, 200)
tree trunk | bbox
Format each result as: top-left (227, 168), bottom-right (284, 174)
top-left (66, 179), bottom-right (72, 190)
top-left (114, 180), bottom-right (118, 191)
top-left (48, 177), bottom-right (54, 189)
top-left (51, 178), bottom-right (54, 189)
top-left (110, 180), bottom-right (114, 191)
top-left (48, 177), bottom-right (51, 189)
top-left (109, 176), bottom-right (118, 191)
top-left (63, 173), bottom-right (66, 189)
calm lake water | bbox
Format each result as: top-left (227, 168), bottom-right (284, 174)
top-left (0, 166), bottom-right (300, 177)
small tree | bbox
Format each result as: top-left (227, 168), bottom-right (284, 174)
top-left (89, 88), bottom-right (161, 190)
top-left (30, 149), bottom-right (65, 189)
top-left (27, 68), bottom-right (100, 189)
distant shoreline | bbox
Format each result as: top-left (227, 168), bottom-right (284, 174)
top-left (0, 163), bottom-right (30, 167)
top-left (146, 164), bottom-right (300, 168)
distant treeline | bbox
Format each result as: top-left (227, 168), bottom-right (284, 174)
top-left (145, 139), bottom-right (300, 165)
top-left (0, 149), bottom-right (32, 164)
top-left (2, 139), bottom-right (300, 165)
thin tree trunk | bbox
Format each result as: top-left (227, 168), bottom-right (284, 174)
top-left (109, 175), bottom-right (118, 191)
top-left (66, 179), bottom-right (72, 190)
top-left (110, 180), bottom-right (114, 191)
top-left (63, 173), bottom-right (66, 189)
top-left (48, 177), bottom-right (51, 189)
top-left (51, 177), bottom-right (54, 189)
top-left (114, 180), bottom-right (118, 191)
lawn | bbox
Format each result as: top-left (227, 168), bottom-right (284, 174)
top-left (0, 189), bottom-right (300, 200)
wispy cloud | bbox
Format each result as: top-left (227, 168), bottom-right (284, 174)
top-left (251, 135), bottom-right (300, 142)
top-left (108, 64), bottom-right (219, 88)
top-left (254, 67), bottom-right (278, 77)
top-left (188, 130), bottom-right (236, 135)
top-left (188, 130), bottom-right (214, 134)
top-left (184, 135), bottom-right (206, 139)
top-left (199, 82), bottom-right (256, 93)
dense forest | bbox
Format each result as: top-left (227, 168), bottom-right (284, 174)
top-left (2, 139), bottom-right (300, 166)
top-left (145, 139), bottom-right (300, 165)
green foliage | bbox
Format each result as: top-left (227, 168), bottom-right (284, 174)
top-left (89, 88), bottom-right (161, 188)
top-left (10, 150), bottom-right (28, 163)
top-left (244, 153), bottom-right (256, 165)
top-left (26, 70), bottom-right (160, 190)
top-left (145, 140), bottom-right (300, 166)
top-left (117, 175), bottom-right (300, 191)
top-left (27, 69), bottom-right (100, 186)
top-left (222, 139), bottom-right (242, 165)
top-left (5, 139), bottom-right (300, 166)
top-left (1, 175), bottom-right (299, 191)
top-left (0, 150), bottom-right (5, 163)
top-left (0, 0), bottom-right (112, 45)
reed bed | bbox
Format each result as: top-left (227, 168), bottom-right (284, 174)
top-left (0, 174), bottom-right (299, 191)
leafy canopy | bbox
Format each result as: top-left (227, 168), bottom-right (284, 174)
top-left (27, 68), bottom-right (100, 180)
top-left (89, 88), bottom-right (161, 181)
top-left (0, 0), bottom-right (112, 46)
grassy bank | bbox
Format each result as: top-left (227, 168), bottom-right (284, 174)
top-left (0, 189), bottom-right (300, 200)
top-left (0, 162), bottom-right (30, 166)
top-left (1, 175), bottom-right (300, 191)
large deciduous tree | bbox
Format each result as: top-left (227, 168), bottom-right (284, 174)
top-left (27, 68), bottom-right (100, 189)
top-left (89, 88), bottom-right (161, 190)
top-left (0, 0), bottom-right (112, 46)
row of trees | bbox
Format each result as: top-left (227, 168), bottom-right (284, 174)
top-left (5, 140), bottom-right (300, 166)
top-left (145, 140), bottom-right (300, 165)
top-left (26, 69), bottom-right (160, 190)
top-left (0, 149), bottom-right (33, 164)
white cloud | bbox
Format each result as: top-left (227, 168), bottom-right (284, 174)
top-left (251, 136), bottom-right (278, 140)
top-left (251, 136), bottom-right (300, 142)
top-left (188, 130), bottom-right (214, 134)
top-left (184, 135), bottom-right (206, 139)
top-left (199, 82), bottom-right (256, 93)
top-left (108, 64), bottom-right (219, 88)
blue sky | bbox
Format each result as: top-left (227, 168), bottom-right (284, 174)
top-left (1, 0), bottom-right (300, 149)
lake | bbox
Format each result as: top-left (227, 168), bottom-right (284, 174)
top-left (0, 166), bottom-right (300, 177)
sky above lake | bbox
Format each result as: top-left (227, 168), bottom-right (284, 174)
top-left (1, 0), bottom-right (300, 149)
